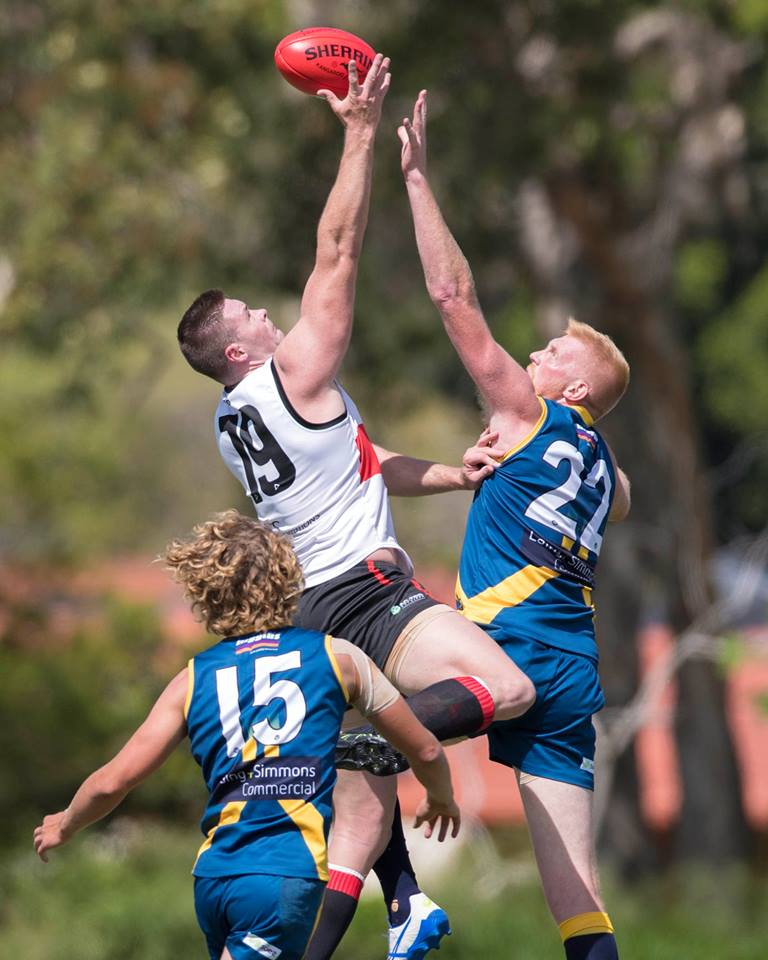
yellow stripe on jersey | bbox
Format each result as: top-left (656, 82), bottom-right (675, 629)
top-left (571, 405), bottom-right (595, 427)
top-left (324, 635), bottom-right (351, 703)
top-left (183, 659), bottom-right (195, 721)
top-left (457, 564), bottom-right (559, 624)
top-left (193, 801), bottom-right (246, 867)
top-left (194, 735), bottom-right (267, 867)
top-left (263, 743), bottom-right (280, 758)
top-left (278, 799), bottom-right (328, 881)
top-left (500, 397), bottom-right (548, 462)
top-left (559, 911), bottom-right (614, 941)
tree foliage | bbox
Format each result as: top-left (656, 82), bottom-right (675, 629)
top-left (2, 0), bottom-right (768, 868)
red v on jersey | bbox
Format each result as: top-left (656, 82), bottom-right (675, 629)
top-left (356, 425), bottom-right (382, 482)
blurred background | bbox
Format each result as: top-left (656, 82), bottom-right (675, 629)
top-left (2, 0), bottom-right (768, 957)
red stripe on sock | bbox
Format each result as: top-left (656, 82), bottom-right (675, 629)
top-left (455, 676), bottom-right (495, 730)
top-left (327, 869), bottom-right (364, 900)
top-left (367, 560), bottom-right (392, 586)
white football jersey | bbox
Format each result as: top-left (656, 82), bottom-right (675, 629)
top-left (215, 360), bottom-right (412, 588)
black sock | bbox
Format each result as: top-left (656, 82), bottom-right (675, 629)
top-left (304, 870), bottom-right (363, 960)
top-left (564, 934), bottom-right (619, 960)
top-left (372, 799), bottom-right (420, 926)
top-left (351, 677), bottom-right (494, 744)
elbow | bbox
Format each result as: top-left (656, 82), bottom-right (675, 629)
top-left (90, 767), bottom-right (130, 800)
top-left (318, 237), bottom-right (360, 269)
top-left (427, 280), bottom-right (476, 310)
top-left (413, 736), bottom-right (443, 767)
top-left (610, 499), bottom-right (631, 523)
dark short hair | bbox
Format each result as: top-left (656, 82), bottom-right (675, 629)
top-left (177, 289), bottom-right (231, 381)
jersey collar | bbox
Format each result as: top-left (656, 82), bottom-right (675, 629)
top-left (570, 404), bottom-right (594, 427)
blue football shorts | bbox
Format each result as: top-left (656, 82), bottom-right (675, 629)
top-left (194, 873), bottom-right (325, 960)
top-left (486, 633), bottom-right (605, 790)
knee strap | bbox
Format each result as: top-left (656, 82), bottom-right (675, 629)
top-left (559, 912), bottom-right (614, 942)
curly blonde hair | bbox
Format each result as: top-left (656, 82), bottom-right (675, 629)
top-left (163, 510), bottom-right (304, 637)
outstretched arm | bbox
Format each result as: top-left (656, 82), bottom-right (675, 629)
top-left (274, 55), bottom-right (391, 416)
top-left (34, 670), bottom-right (188, 862)
top-left (374, 429), bottom-right (505, 495)
top-left (400, 91), bottom-right (541, 431)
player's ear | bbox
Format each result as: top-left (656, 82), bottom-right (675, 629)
top-left (563, 379), bottom-right (589, 403)
top-left (224, 342), bottom-right (247, 363)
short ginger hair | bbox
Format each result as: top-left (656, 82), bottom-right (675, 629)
top-left (177, 288), bottom-right (231, 382)
top-left (163, 510), bottom-right (304, 637)
top-left (566, 318), bottom-right (629, 420)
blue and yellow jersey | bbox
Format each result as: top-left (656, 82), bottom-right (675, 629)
top-left (185, 626), bottom-right (349, 882)
top-left (457, 399), bottom-right (616, 661)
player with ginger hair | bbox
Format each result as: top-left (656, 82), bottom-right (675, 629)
top-left (399, 88), bottom-right (631, 960)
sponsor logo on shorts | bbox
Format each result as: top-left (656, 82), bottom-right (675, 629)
top-left (242, 933), bottom-right (282, 958)
top-left (389, 592), bottom-right (425, 616)
top-left (580, 757), bottom-right (595, 773)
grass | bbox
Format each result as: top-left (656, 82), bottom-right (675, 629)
top-left (4, 820), bottom-right (768, 959)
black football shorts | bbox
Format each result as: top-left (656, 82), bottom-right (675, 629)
top-left (293, 560), bottom-right (439, 670)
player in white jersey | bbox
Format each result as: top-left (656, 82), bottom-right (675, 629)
top-left (177, 55), bottom-right (534, 960)
top-left (216, 362), bottom-right (404, 590)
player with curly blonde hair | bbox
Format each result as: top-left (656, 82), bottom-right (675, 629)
top-left (164, 510), bottom-right (304, 637)
top-left (35, 511), bottom-right (459, 960)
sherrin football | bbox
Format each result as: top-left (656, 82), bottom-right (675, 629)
top-left (274, 27), bottom-right (376, 98)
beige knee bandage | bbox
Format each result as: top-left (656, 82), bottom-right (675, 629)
top-left (383, 604), bottom-right (456, 689)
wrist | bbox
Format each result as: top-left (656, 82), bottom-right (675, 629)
top-left (450, 466), bottom-right (470, 491)
top-left (404, 168), bottom-right (428, 189)
top-left (60, 808), bottom-right (77, 839)
top-left (344, 123), bottom-right (377, 147)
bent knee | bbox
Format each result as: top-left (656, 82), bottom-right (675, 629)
top-left (489, 668), bottom-right (535, 720)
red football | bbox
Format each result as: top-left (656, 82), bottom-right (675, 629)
top-left (274, 27), bottom-right (376, 98)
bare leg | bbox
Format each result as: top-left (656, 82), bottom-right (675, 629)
top-left (305, 712), bottom-right (399, 960)
top-left (518, 773), bottom-right (618, 958)
top-left (328, 768), bottom-right (398, 873)
top-left (518, 774), bottom-right (605, 921)
top-left (386, 605), bottom-right (535, 720)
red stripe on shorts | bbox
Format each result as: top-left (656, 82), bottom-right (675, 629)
top-left (367, 560), bottom-right (392, 586)
top-left (456, 676), bottom-right (495, 730)
top-left (327, 868), bottom-right (364, 900)
top-left (411, 577), bottom-right (436, 600)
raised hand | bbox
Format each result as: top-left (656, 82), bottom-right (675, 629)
top-left (317, 53), bottom-right (392, 130)
top-left (398, 88), bottom-right (428, 179)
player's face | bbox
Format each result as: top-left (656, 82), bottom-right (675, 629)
top-left (527, 335), bottom-right (590, 400)
top-left (223, 298), bottom-right (284, 362)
